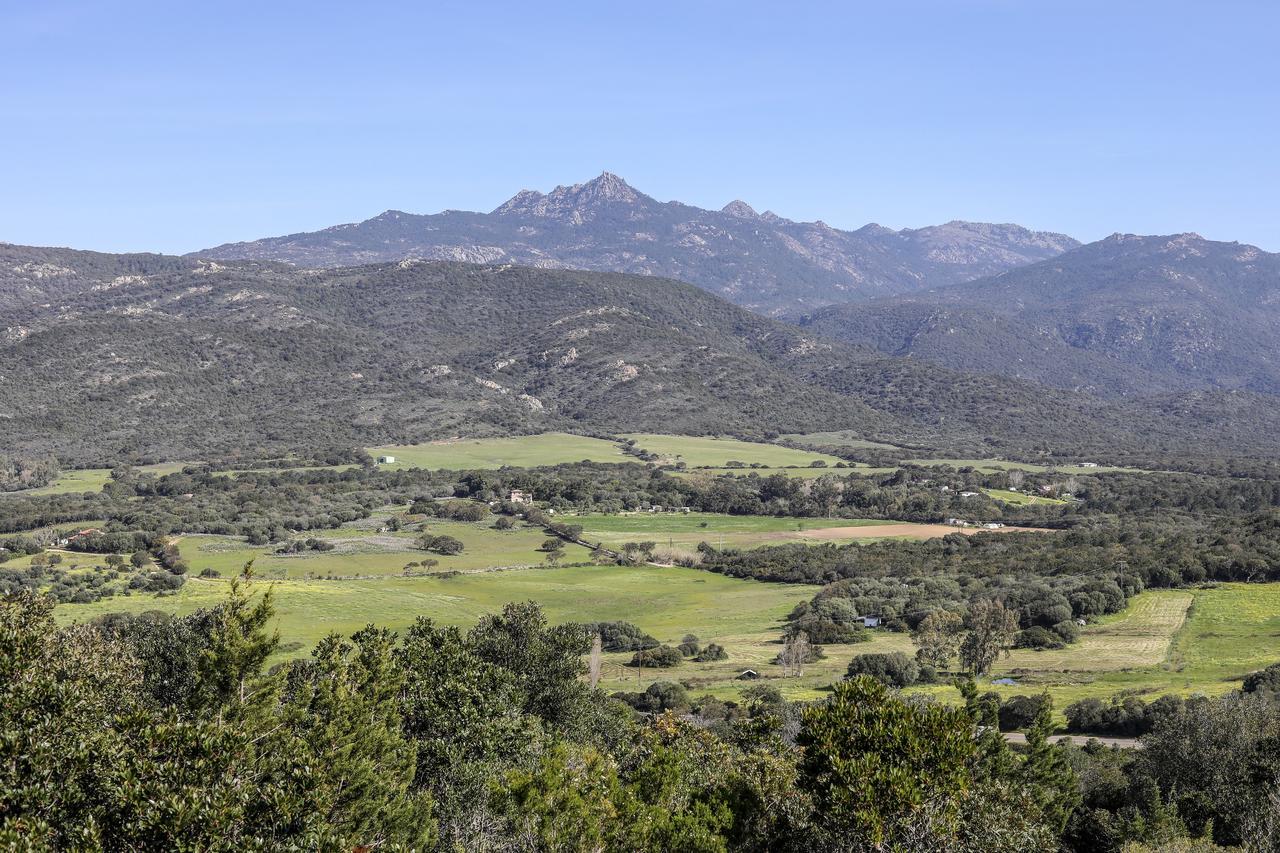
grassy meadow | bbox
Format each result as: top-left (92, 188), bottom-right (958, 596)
top-left (620, 434), bottom-right (846, 469)
top-left (17, 462), bottom-right (189, 496)
top-left (981, 487), bottom-right (1069, 506)
top-left (366, 434), bottom-right (630, 470)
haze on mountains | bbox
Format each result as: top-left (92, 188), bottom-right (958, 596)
top-left (195, 172), bottom-right (1079, 317)
top-left (4, 241), bottom-right (1279, 467)
top-left (801, 233), bottom-right (1280, 396)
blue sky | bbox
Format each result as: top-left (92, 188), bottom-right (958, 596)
top-left (2, 0), bottom-right (1276, 253)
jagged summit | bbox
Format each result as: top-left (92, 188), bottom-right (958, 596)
top-left (721, 200), bottom-right (759, 219)
top-left (493, 171), bottom-right (648, 219)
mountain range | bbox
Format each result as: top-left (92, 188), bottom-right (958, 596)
top-left (4, 241), bottom-right (1280, 467)
top-left (800, 233), bottom-right (1280, 396)
top-left (195, 172), bottom-right (1079, 317)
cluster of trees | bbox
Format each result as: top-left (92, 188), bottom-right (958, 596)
top-left (703, 511), bottom-right (1280, 645)
top-left (0, 455), bottom-right (59, 493)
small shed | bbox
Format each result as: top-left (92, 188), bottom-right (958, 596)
top-left (509, 490), bottom-right (531, 504)
top-left (736, 669), bottom-right (760, 680)
top-left (861, 615), bottom-right (882, 628)
top-left (377, 455), bottom-right (396, 464)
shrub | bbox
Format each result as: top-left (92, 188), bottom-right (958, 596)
top-left (613, 681), bottom-right (690, 713)
top-left (1014, 626), bottom-right (1065, 650)
top-left (583, 621), bottom-right (658, 653)
top-left (1242, 662), bottom-right (1280, 696)
top-left (627, 645), bottom-right (683, 668)
top-left (695, 643), bottom-right (728, 662)
top-left (677, 634), bottom-right (700, 657)
top-left (845, 652), bottom-right (919, 688)
top-left (997, 694), bottom-right (1050, 731)
top-left (199, 568), bottom-right (220, 578)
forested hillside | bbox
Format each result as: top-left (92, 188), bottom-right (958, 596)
top-left (802, 233), bottom-right (1280, 396)
top-left (4, 243), bottom-right (1280, 466)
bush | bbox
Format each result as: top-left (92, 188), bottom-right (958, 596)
top-left (627, 645), bottom-right (683, 668)
top-left (583, 621), bottom-right (658, 653)
top-left (613, 681), bottom-right (690, 713)
top-left (677, 634), bottom-right (700, 657)
top-left (1050, 620), bottom-right (1081, 643)
top-left (199, 568), bottom-right (220, 578)
top-left (1242, 662), bottom-right (1280, 696)
top-left (845, 652), bottom-right (919, 688)
top-left (997, 694), bottom-right (1050, 731)
top-left (1014, 626), bottom-right (1065, 650)
top-left (1064, 694), bottom-right (1185, 736)
top-left (695, 643), bottom-right (728, 662)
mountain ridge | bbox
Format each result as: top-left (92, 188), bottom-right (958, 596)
top-left (192, 172), bottom-right (1080, 316)
top-left (801, 232), bottom-right (1280, 395)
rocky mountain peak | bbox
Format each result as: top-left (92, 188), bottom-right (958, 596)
top-left (492, 171), bottom-right (648, 220)
top-left (721, 200), bottom-right (759, 219)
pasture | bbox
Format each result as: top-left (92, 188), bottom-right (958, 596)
top-left (981, 487), bottom-right (1069, 506)
top-left (54, 563), bottom-right (814, 668)
top-left (14, 462), bottom-right (189, 496)
top-left (366, 434), bottom-right (631, 471)
top-left (904, 457), bottom-right (1135, 475)
top-left (620, 434), bottom-right (845, 469)
top-left (175, 516), bottom-right (592, 580)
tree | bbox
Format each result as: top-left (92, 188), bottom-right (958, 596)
top-left (913, 609), bottom-right (965, 670)
top-left (777, 631), bottom-right (816, 677)
top-left (130, 550), bottom-right (151, 568)
top-left (541, 538), bottom-right (565, 553)
top-left (417, 534), bottom-right (464, 555)
top-left (797, 676), bottom-right (975, 847)
top-left (193, 579), bottom-right (279, 720)
top-left (960, 599), bottom-right (1019, 676)
top-left (845, 651), bottom-right (920, 688)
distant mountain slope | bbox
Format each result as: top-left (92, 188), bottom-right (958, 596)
top-left (801, 233), bottom-right (1280, 395)
top-left (193, 172), bottom-right (1079, 316)
top-left (3, 243), bottom-right (1278, 466)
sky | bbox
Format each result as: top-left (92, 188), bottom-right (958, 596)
top-left (2, 0), bottom-right (1277, 254)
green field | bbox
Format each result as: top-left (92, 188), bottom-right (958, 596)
top-left (12, 462), bottom-right (190, 496)
top-left (366, 434), bottom-right (631, 471)
top-left (673, 465), bottom-right (888, 481)
top-left (55, 563), bottom-right (814, 666)
top-left (175, 516), bottom-right (592, 580)
top-left (904, 458), bottom-right (1133, 475)
top-left (981, 487), bottom-right (1069, 506)
top-left (902, 584), bottom-right (1280, 717)
top-left (621, 434), bottom-right (845, 469)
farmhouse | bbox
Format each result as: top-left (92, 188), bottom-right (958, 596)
top-left (509, 489), bottom-right (531, 504)
top-left (376, 455), bottom-right (396, 464)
